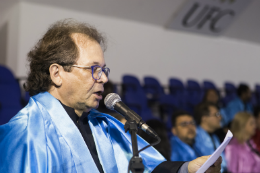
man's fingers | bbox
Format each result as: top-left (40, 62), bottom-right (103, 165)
top-left (201, 155), bottom-right (211, 162)
top-left (213, 156), bottom-right (222, 167)
top-left (205, 165), bottom-right (221, 173)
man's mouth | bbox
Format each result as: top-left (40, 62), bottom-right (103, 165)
top-left (94, 91), bottom-right (103, 99)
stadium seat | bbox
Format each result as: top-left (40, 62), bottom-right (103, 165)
top-left (224, 82), bottom-right (236, 97)
top-left (203, 80), bottom-right (217, 90)
top-left (122, 75), bottom-right (154, 120)
top-left (221, 82), bottom-right (237, 106)
top-left (254, 84), bottom-right (260, 105)
top-left (143, 76), bottom-right (164, 102)
top-left (158, 94), bottom-right (179, 130)
top-left (122, 91), bottom-right (153, 121)
top-left (0, 65), bottom-right (17, 84)
top-left (169, 78), bottom-right (185, 96)
top-left (122, 75), bottom-right (143, 93)
top-left (0, 65), bottom-right (22, 125)
top-left (187, 79), bottom-right (201, 93)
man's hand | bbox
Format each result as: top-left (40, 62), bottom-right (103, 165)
top-left (188, 156), bottom-right (222, 173)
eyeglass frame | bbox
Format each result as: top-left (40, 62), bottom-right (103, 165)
top-left (71, 64), bottom-right (110, 80)
top-left (176, 121), bottom-right (196, 127)
top-left (208, 112), bottom-right (221, 118)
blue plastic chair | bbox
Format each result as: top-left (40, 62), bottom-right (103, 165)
top-left (185, 79), bottom-right (203, 113)
top-left (0, 84), bottom-right (21, 107)
top-left (220, 82), bottom-right (237, 106)
top-left (122, 75), bottom-right (154, 120)
top-left (122, 91), bottom-right (153, 121)
top-left (143, 76), bottom-right (164, 102)
top-left (0, 65), bottom-right (17, 84)
top-left (203, 80), bottom-right (217, 90)
top-left (122, 75), bottom-right (143, 93)
top-left (123, 91), bottom-right (146, 114)
top-left (255, 84), bottom-right (260, 93)
top-left (0, 107), bottom-right (21, 125)
top-left (224, 82), bottom-right (236, 97)
top-left (187, 79), bottom-right (201, 93)
top-left (169, 78), bottom-right (185, 96)
top-left (254, 84), bottom-right (260, 105)
top-left (158, 94), bottom-right (179, 129)
top-left (169, 78), bottom-right (192, 112)
top-left (0, 65), bottom-right (22, 125)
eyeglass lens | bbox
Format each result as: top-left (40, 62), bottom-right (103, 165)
top-left (92, 66), bottom-right (110, 80)
top-left (178, 121), bottom-right (196, 127)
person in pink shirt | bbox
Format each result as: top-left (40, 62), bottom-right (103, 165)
top-left (252, 106), bottom-right (260, 153)
top-left (225, 112), bottom-right (260, 173)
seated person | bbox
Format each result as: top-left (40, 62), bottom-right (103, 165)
top-left (170, 111), bottom-right (202, 161)
top-left (225, 112), bottom-right (260, 173)
top-left (202, 89), bottom-right (221, 107)
top-left (253, 106), bottom-right (260, 153)
top-left (138, 119), bottom-right (171, 161)
top-left (194, 102), bottom-right (227, 172)
top-left (200, 89), bottom-right (226, 142)
top-left (224, 84), bottom-right (253, 125)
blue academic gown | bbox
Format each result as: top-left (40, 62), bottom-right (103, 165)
top-left (170, 136), bottom-right (202, 162)
top-left (194, 126), bottom-right (227, 172)
top-left (223, 97), bottom-right (253, 125)
top-left (0, 92), bottom-right (165, 173)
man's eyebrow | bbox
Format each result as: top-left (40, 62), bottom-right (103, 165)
top-left (91, 62), bottom-right (106, 67)
top-left (92, 62), bottom-right (99, 65)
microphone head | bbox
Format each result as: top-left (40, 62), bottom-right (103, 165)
top-left (104, 93), bottom-right (121, 110)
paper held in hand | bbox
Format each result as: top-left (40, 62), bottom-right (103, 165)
top-left (196, 130), bottom-right (233, 173)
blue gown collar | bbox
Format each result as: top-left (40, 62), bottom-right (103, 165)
top-left (33, 92), bottom-right (101, 173)
top-left (170, 135), bottom-right (199, 161)
top-left (32, 92), bottom-right (165, 173)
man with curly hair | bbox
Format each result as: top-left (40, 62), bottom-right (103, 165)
top-left (0, 19), bottom-right (221, 173)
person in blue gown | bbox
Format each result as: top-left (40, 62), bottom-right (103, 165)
top-left (170, 111), bottom-right (202, 162)
top-left (194, 102), bottom-right (227, 172)
top-left (0, 19), bottom-right (221, 173)
top-left (222, 84), bottom-right (253, 125)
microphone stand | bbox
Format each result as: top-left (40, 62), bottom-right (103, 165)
top-left (124, 120), bottom-right (144, 173)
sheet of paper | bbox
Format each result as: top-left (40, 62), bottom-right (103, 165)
top-left (196, 130), bottom-right (233, 173)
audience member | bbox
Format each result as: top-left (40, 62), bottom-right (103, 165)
top-left (252, 106), bottom-right (260, 153)
top-left (170, 111), bottom-right (202, 161)
top-left (202, 89), bottom-right (220, 106)
top-left (201, 89), bottom-right (227, 142)
top-left (225, 112), bottom-right (260, 173)
top-left (193, 102), bottom-right (227, 172)
top-left (138, 119), bottom-right (171, 160)
top-left (224, 84), bottom-right (253, 125)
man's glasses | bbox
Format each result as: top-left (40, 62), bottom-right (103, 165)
top-left (209, 112), bottom-right (221, 118)
top-left (177, 121), bottom-right (196, 127)
top-left (72, 65), bottom-right (110, 80)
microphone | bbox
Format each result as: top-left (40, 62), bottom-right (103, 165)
top-left (104, 93), bottom-right (158, 139)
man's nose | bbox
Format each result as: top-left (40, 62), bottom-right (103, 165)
top-left (99, 72), bottom-right (108, 83)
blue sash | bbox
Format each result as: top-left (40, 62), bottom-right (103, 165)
top-left (170, 136), bottom-right (201, 161)
top-left (0, 92), bottom-right (165, 173)
top-left (194, 126), bottom-right (227, 172)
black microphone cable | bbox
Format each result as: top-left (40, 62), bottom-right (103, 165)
top-left (127, 136), bottom-right (161, 173)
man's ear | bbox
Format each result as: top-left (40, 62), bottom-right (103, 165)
top-left (49, 64), bottom-right (62, 87)
top-left (171, 127), bottom-right (177, 136)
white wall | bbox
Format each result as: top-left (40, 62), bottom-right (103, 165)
top-left (0, 1), bottom-right (20, 72)
top-left (12, 2), bottom-right (260, 88)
